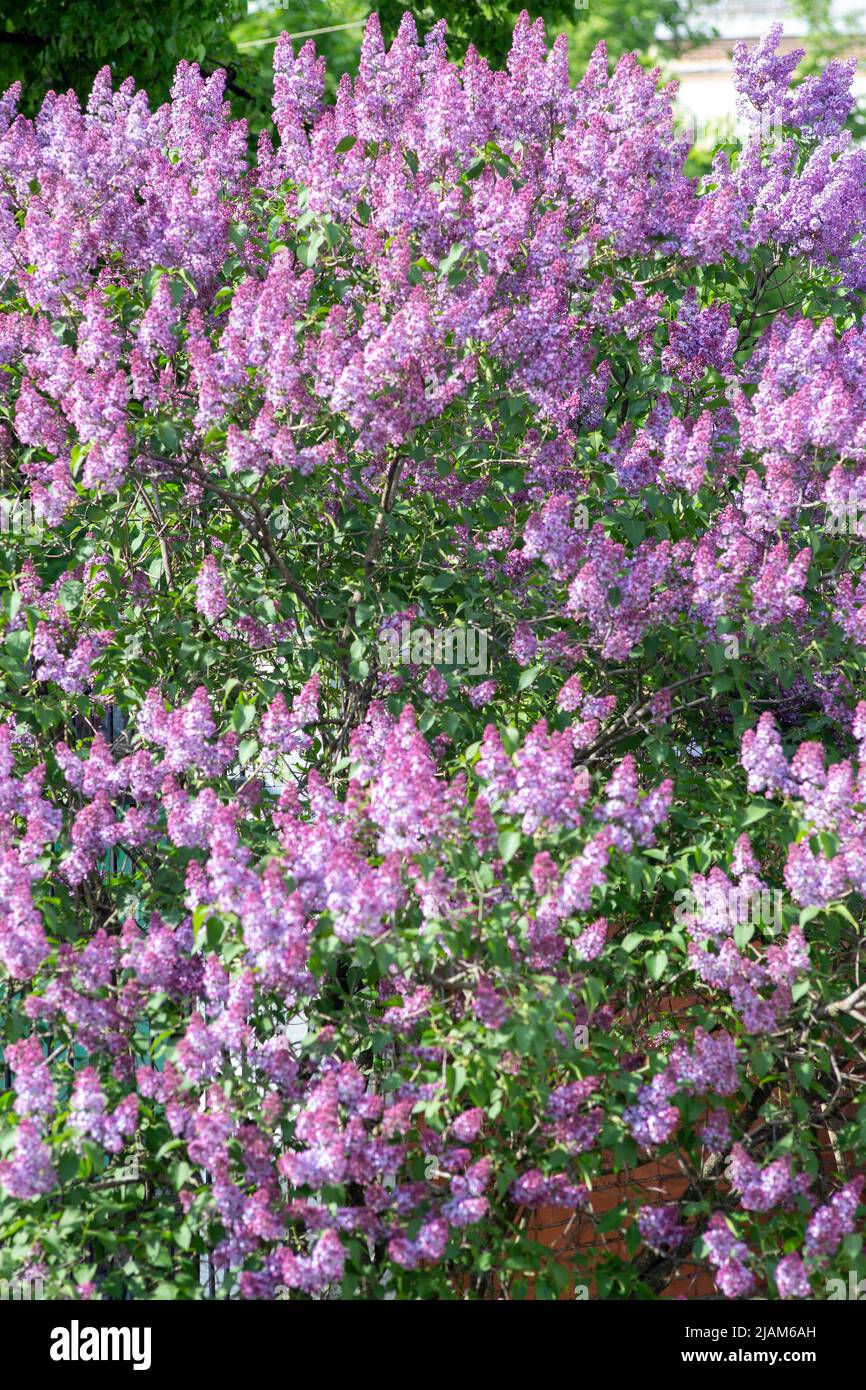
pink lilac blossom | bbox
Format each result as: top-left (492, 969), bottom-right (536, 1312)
top-left (0, 1120), bottom-right (57, 1198)
top-left (637, 1204), bottom-right (689, 1252)
top-left (774, 1253), bottom-right (811, 1299)
top-left (195, 556), bottom-right (228, 622)
top-left (804, 1178), bottom-right (865, 1264)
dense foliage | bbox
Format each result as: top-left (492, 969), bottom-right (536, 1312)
top-left (1, 13), bottom-right (866, 1300)
top-left (0, 0), bottom-right (248, 114)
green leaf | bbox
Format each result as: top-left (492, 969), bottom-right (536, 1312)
top-left (498, 830), bottom-right (521, 864)
top-left (799, 905), bottom-right (822, 927)
top-left (238, 737), bottom-right (258, 765)
top-left (420, 572), bottom-right (455, 592)
top-left (157, 420), bottom-right (178, 452)
top-left (170, 1160), bottom-right (194, 1190)
top-left (646, 950), bottom-right (668, 982)
top-left (438, 243), bottom-right (465, 276)
top-left (58, 579), bottom-right (84, 612)
top-left (733, 920), bottom-right (755, 949)
top-left (4, 629), bottom-right (30, 660)
top-left (518, 664), bottom-right (544, 690)
top-left (58, 1152), bottom-right (81, 1184)
top-left (620, 932), bottom-right (645, 953)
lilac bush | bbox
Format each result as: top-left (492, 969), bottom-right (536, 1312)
top-left (0, 12), bottom-right (865, 1299)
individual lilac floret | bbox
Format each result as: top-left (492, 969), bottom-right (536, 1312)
top-left (669, 1028), bottom-right (740, 1097)
top-left (804, 1177), bottom-right (865, 1264)
top-left (280, 1228), bottom-right (345, 1293)
top-left (195, 555), bottom-right (227, 622)
top-left (775, 1253), bottom-right (811, 1299)
top-left (69, 1067), bottom-right (139, 1154)
top-left (740, 712), bottom-right (793, 796)
top-left (3, 1036), bottom-right (56, 1121)
top-left (510, 1168), bottom-right (588, 1209)
top-left (637, 1203), bottom-right (689, 1252)
top-left (703, 1212), bottom-right (755, 1299)
top-left (573, 917), bottom-right (608, 961)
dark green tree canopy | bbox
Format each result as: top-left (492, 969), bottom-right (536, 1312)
top-left (1, 0), bottom-right (718, 120)
top-left (0, 0), bottom-right (246, 112)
